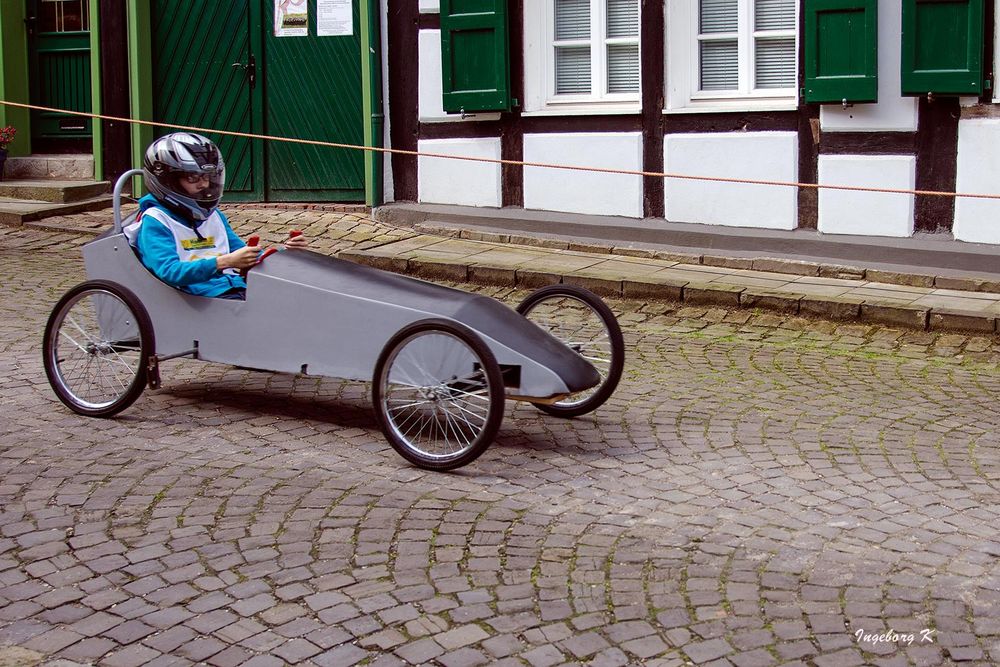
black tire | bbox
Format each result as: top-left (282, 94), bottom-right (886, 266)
top-left (516, 284), bottom-right (624, 418)
top-left (372, 318), bottom-right (505, 471)
top-left (43, 280), bottom-right (154, 417)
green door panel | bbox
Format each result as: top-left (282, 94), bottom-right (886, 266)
top-left (150, 0), bottom-right (263, 200)
top-left (27, 0), bottom-right (93, 141)
top-left (262, 0), bottom-right (364, 201)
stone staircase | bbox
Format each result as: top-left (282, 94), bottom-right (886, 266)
top-left (0, 155), bottom-right (112, 226)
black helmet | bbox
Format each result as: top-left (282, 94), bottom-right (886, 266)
top-left (143, 133), bottom-right (226, 221)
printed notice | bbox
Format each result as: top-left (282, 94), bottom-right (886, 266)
top-left (275, 0), bottom-right (308, 37)
top-left (318, 0), bottom-right (352, 37)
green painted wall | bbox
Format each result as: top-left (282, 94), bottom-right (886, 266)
top-left (361, 0), bottom-right (384, 207)
top-left (0, 1), bottom-right (31, 155)
top-left (90, 0), bottom-right (103, 179)
top-left (127, 0), bottom-right (153, 188)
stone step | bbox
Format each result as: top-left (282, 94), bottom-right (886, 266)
top-left (0, 195), bottom-right (114, 227)
top-left (0, 179), bottom-right (109, 203)
top-left (2, 154), bottom-right (94, 180)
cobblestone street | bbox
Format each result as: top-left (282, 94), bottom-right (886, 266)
top-left (2, 212), bottom-right (1000, 666)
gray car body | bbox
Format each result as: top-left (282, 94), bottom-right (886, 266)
top-left (83, 215), bottom-right (599, 400)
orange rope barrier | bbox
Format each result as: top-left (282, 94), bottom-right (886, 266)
top-left (4, 99), bottom-right (999, 200)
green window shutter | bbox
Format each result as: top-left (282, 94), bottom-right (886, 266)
top-left (803, 0), bottom-right (878, 104)
top-left (901, 0), bottom-right (983, 96)
top-left (440, 0), bottom-right (511, 113)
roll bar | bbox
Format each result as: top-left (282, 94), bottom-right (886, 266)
top-left (113, 169), bottom-right (144, 234)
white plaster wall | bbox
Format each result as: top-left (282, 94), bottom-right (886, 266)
top-left (954, 119), bottom-right (1000, 244)
top-left (523, 133), bottom-right (644, 218)
top-left (663, 132), bottom-right (799, 229)
top-left (418, 30), bottom-right (501, 123)
top-left (818, 155), bottom-right (915, 237)
top-left (418, 138), bottom-right (502, 208)
top-left (419, 0), bottom-right (439, 12)
top-left (820, 0), bottom-right (918, 132)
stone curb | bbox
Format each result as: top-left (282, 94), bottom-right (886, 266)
top-left (412, 222), bottom-right (1000, 295)
top-left (338, 250), bottom-right (999, 335)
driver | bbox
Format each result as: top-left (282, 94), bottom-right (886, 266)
top-left (133, 132), bottom-right (307, 300)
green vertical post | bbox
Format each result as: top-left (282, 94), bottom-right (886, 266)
top-left (90, 0), bottom-right (103, 180)
top-left (127, 0), bottom-right (153, 191)
top-left (360, 0), bottom-right (383, 207)
top-left (0, 1), bottom-right (31, 155)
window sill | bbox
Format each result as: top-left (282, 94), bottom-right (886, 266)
top-left (521, 104), bottom-right (642, 117)
top-left (419, 113), bottom-right (502, 124)
top-left (664, 99), bottom-right (799, 115)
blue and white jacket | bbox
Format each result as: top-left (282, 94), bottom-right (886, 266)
top-left (133, 195), bottom-right (248, 297)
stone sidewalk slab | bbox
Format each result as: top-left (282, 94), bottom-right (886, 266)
top-left (344, 233), bottom-right (999, 334)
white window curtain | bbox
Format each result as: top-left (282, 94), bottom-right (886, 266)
top-left (607, 0), bottom-right (640, 93)
top-left (753, 0), bottom-right (795, 89)
top-left (553, 0), bottom-right (640, 98)
top-left (696, 0), bottom-right (795, 94)
top-left (555, 0), bottom-right (592, 93)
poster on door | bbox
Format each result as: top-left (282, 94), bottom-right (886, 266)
top-left (317, 0), bottom-right (352, 36)
top-left (275, 0), bottom-right (308, 37)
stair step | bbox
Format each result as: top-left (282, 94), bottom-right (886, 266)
top-left (2, 154), bottom-right (95, 180)
top-left (0, 179), bottom-right (109, 204)
top-left (0, 195), bottom-right (114, 227)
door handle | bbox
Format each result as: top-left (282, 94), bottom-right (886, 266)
top-left (231, 55), bottom-right (257, 90)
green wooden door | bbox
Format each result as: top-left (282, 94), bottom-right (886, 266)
top-left (27, 0), bottom-right (92, 144)
top-left (263, 0), bottom-right (365, 201)
top-left (150, 0), bottom-right (264, 200)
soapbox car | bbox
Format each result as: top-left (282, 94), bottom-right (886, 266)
top-left (43, 171), bottom-right (624, 470)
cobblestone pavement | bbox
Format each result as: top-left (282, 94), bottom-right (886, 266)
top-left (2, 212), bottom-right (1000, 666)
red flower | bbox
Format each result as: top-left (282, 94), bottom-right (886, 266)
top-left (0, 126), bottom-right (17, 150)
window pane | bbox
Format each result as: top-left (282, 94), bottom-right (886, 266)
top-left (700, 0), bottom-right (737, 33)
top-left (754, 0), bottom-right (795, 31)
top-left (755, 37), bottom-right (795, 88)
top-left (700, 40), bottom-right (738, 90)
top-left (555, 0), bottom-right (590, 40)
top-left (556, 46), bottom-right (592, 93)
top-left (608, 43), bottom-right (639, 92)
top-left (39, 0), bottom-right (89, 32)
top-left (607, 0), bottom-right (639, 38)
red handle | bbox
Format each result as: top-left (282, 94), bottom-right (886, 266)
top-left (247, 235), bottom-right (260, 246)
top-left (289, 230), bottom-right (302, 238)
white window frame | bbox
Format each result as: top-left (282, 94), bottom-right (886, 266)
top-left (665, 0), bottom-right (799, 114)
top-left (524, 0), bottom-right (642, 116)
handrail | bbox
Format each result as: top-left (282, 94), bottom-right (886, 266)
top-left (113, 169), bottom-right (144, 234)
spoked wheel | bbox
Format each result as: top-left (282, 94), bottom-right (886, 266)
top-left (43, 280), bottom-right (154, 417)
top-left (516, 284), bottom-right (624, 418)
top-left (372, 318), bottom-right (505, 471)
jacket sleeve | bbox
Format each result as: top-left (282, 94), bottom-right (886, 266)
top-left (136, 217), bottom-right (220, 288)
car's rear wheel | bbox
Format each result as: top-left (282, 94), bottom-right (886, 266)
top-left (516, 284), bottom-right (624, 418)
top-left (43, 280), bottom-right (153, 417)
top-left (372, 319), bottom-right (505, 471)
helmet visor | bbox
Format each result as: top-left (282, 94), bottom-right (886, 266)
top-left (176, 170), bottom-right (225, 207)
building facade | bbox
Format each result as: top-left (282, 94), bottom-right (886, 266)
top-left (5, 0), bottom-right (1000, 249)
top-left (386, 0), bottom-right (1000, 245)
